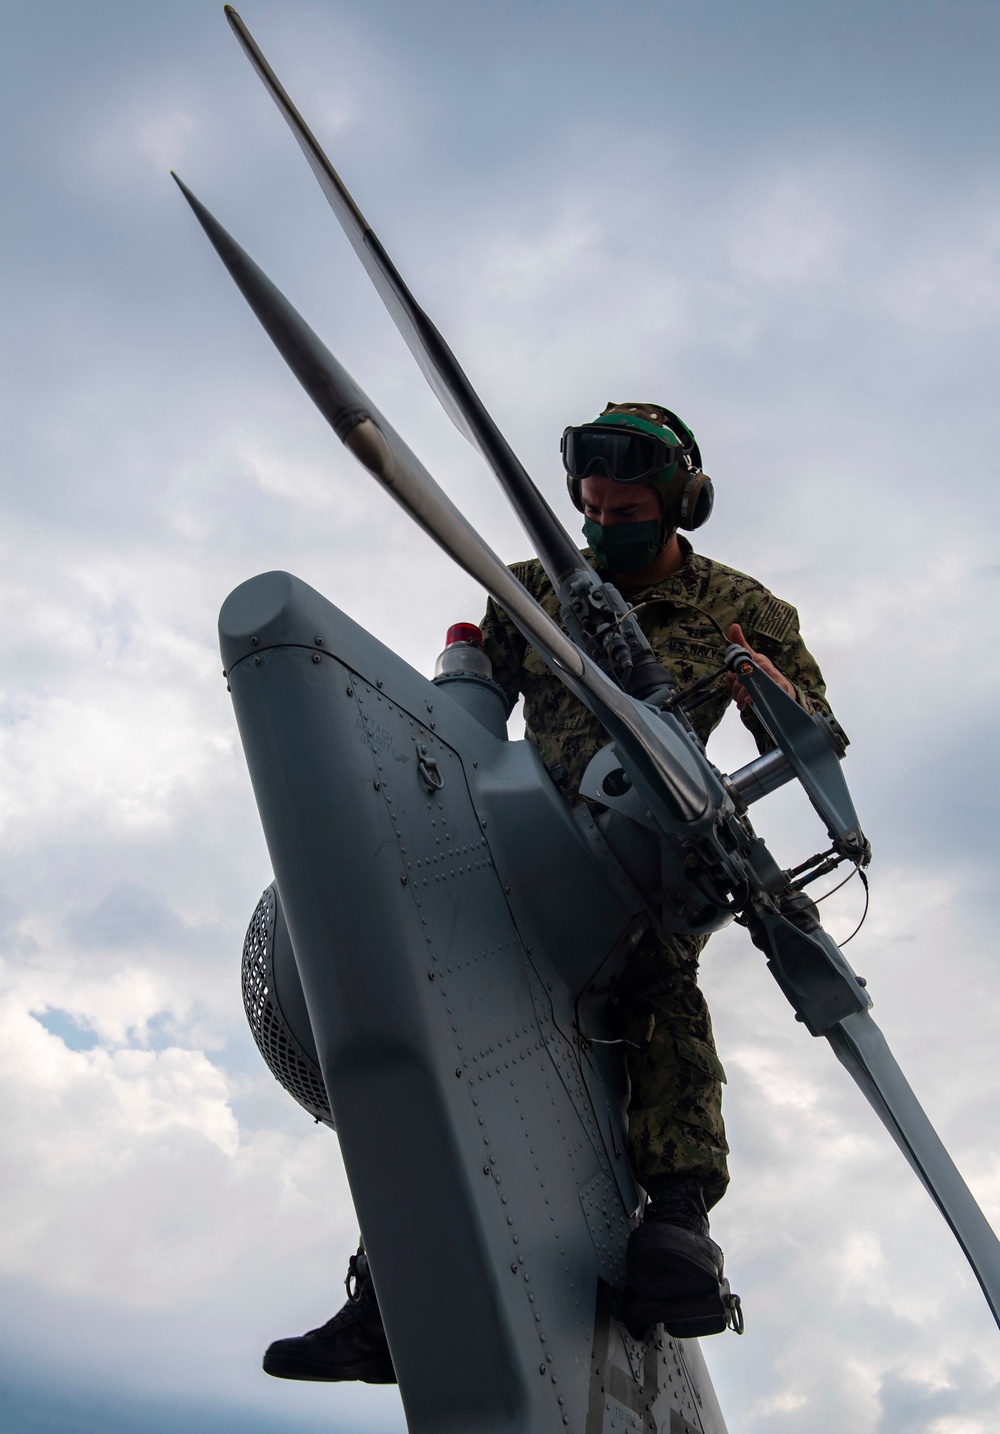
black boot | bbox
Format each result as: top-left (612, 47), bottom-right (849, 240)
top-left (623, 1175), bottom-right (737, 1340)
top-left (263, 1250), bottom-right (396, 1383)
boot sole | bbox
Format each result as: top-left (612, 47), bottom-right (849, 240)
top-left (623, 1286), bottom-right (729, 1340)
top-left (263, 1349), bottom-right (396, 1383)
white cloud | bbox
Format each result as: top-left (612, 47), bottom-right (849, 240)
top-left (882, 218), bottom-right (1000, 332)
top-left (0, 983), bottom-right (362, 1338)
top-left (136, 109), bottom-right (199, 170)
top-left (729, 173), bottom-right (849, 288)
top-left (749, 1386), bottom-right (808, 1417)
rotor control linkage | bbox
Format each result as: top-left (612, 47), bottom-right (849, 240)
top-left (658, 661), bottom-right (730, 715)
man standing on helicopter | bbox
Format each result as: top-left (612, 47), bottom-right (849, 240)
top-left (261, 400), bottom-right (830, 1382)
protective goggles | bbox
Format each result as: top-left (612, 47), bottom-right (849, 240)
top-left (560, 423), bottom-right (688, 484)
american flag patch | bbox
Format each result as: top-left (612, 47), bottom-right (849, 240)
top-left (754, 594), bottom-right (796, 643)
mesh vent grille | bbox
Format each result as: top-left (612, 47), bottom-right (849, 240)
top-left (241, 886), bottom-right (333, 1125)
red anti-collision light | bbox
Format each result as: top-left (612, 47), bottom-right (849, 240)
top-left (445, 623), bottom-right (484, 647)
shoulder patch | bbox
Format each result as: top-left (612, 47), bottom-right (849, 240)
top-left (752, 594), bottom-right (797, 644)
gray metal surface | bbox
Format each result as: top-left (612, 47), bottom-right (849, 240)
top-left (221, 570), bottom-right (728, 1434)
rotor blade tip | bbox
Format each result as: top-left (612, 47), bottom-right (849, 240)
top-left (170, 173), bottom-right (204, 217)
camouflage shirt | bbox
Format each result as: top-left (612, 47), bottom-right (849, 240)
top-left (480, 536), bottom-right (830, 797)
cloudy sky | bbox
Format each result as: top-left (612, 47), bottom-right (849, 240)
top-left (2, 1), bottom-right (999, 1430)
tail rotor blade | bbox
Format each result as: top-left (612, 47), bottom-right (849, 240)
top-left (828, 1009), bottom-right (1000, 1327)
top-left (222, 5), bottom-right (591, 593)
top-left (172, 173), bottom-right (714, 828)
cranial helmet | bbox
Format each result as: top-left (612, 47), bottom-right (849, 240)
top-left (562, 401), bottom-right (714, 531)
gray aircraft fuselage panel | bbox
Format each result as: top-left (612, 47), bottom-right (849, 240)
top-left (221, 570), bottom-right (729, 1434)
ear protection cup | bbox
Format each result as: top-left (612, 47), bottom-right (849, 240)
top-left (672, 467), bottom-right (714, 530)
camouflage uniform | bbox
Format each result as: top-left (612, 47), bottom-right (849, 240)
top-left (480, 537), bottom-right (830, 1209)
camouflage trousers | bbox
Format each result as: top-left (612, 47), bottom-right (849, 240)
top-left (608, 929), bottom-right (729, 1212)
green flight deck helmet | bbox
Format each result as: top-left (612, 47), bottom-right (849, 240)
top-left (562, 401), bottom-right (714, 532)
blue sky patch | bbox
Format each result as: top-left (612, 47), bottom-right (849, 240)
top-left (32, 1009), bottom-right (100, 1053)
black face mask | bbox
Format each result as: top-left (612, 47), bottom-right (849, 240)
top-left (582, 517), bottom-right (665, 573)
